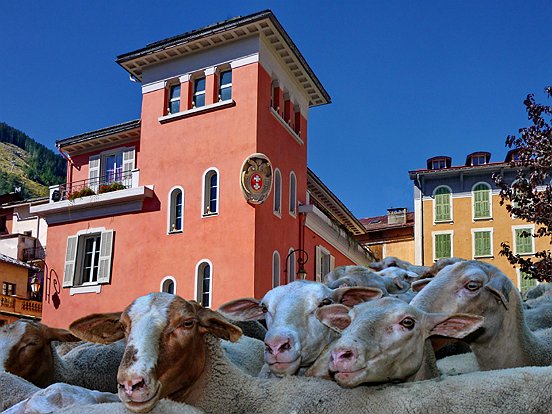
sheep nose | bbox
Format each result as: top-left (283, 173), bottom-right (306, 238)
top-left (331, 347), bottom-right (358, 364)
top-left (265, 336), bottom-right (293, 356)
top-left (119, 377), bottom-right (146, 396)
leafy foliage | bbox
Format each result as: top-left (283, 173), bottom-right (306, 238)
top-left (494, 87), bottom-right (552, 282)
top-left (0, 122), bottom-right (66, 197)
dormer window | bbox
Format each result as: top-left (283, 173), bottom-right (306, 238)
top-left (427, 156), bottom-right (451, 170)
top-left (466, 152), bottom-right (490, 166)
top-left (168, 84), bottom-right (181, 114)
top-left (218, 70), bottom-right (232, 101)
top-left (193, 77), bottom-right (206, 108)
top-left (471, 155), bottom-right (486, 165)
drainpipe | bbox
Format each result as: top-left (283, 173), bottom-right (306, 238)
top-left (416, 173), bottom-right (424, 265)
top-left (299, 210), bottom-right (307, 278)
top-left (57, 147), bottom-right (73, 190)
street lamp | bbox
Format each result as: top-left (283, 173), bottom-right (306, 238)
top-left (284, 249), bottom-right (309, 280)
top-left (30, 275), bottom-right (41, 300)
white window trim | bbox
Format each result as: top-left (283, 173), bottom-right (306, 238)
top-left (201, 167), bottom-right (220, 218)
top-left (471, 227), bottom-right (494, 259)
top-left (167, 82), bottom-right (181, 114)
top-left (287, 248), bottom-right (296, 284)
top-left (194, 259), bottom-right (213, 308)
top-left (432, 230), bottom-right (454, 262)
top-left (512, 224), bottom-right (536, 255)
top-left (433, 185), bottom-right (453, 224)
top-left (472, 182), bottom-right (493, 221)
top-left (192, 73), bottom-right (207, 108)
top-left (315, 245), bottom-right (334, 283)
top-left (167, 186), bottom-right (184, 234)
top-left (272, 251), bottom-right (281, 288)
top-left (217, 66), bottom-right (232, 102)
top-left (289, 171), bottom-right (297, 218)
top-left (160, 275), bottom-right (177, 294)
top-left (273, 168), bottom-right (282, 218)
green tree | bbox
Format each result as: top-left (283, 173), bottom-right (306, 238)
top-left (494, 87), bottom-right (552, 282)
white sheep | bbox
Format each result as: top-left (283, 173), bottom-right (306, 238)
top-left (68, 293), bottom-right (552, 414)
top-left (411, 260), bottom-right (552, 370)
top-left (0, 371), bottom-right (40, 411)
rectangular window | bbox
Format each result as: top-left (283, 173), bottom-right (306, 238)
top-left (193, 78), bottom-right (206, 108)
top-left (431, 160), bottom-right (446, 170)
top-left (315, 246), bottom-right (335, 283)
top-left (473, 230), bottom-right (492, 257)
top-left (87, 147), bottom-right (135, 194)
top-left (515, 228), bottom-right (533, 254)
top-left (218, 70), bottom-right (232, 102)
top-left (434, 233), bottom-right (452, 260)
top-left (471, 155), bottom-right (486, 166)
top-left (80, 235), bottom-right (101, 284)
top-left (473, 186), bottom-right (491, 219)
top-left (169, 84), bottom-right (181, 114)
top-left (2, 282), bottom-right (15, 296)
top-left (519, 270), bottom-right (537, 293)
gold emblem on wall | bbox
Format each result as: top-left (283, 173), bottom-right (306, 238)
top-left (240, 153), bottom-right (273, 205)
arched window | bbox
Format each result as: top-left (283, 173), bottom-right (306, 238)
top-left (272, 251), bottom-right (281, 288)
top-left (273, 169), bottom-right (282, 216)
top-left (202, 169), bottom-right (219, 216)
top-left (287, 249), bottom-right (296, 283)
top-left (473, 182), bottom-right (491, 219)
top-left (160, 276), bottom-right (176, 294)
top-left (168, 187), bottom-right (184, 233)
top-left (289, 171), bottom-right (297, 216)
top-left (196, 261), bottom-right (212, 307)
top-left (434, 186), bottom-right (452, 222)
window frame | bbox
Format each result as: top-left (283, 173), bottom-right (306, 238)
top-left (2, 282), bottom-right (16, 296)
top-left (218, 69), bottom-right (232, 102)
top-left (512, 224), bottom-right (535, 255)
top-left (287, 248), bottom-right (296, 283)
top-left (432, 230), bottom-right (454, 261)
top-left (289, 171), bottom-right (297, 217)
top-left (168, 83), bottom-right (181, 114)
top-left (517, 268), bottom-right (538, 294)
top-left (472, 182), bottom-right (492, 220)
top-left (273, 168), bottom-right (282, 217)
top-left (195, 260), bottom-right (213, 308)
top-left (160, 276), bottom-right (177, 294)
top-left (77, 233), bottom-right (102, 286)
top-left (433, 185), bottom-right (453, 223)
top-left (201, 168), bottom-right (219, 217)
top-left (472, 228), bottom-right (494, 258)
top-left (192, 76), bottom-right (206, 108)
top-left (272, 251), bottom-right (281, 288)
top-left (167, 186), bottom-right (184, 234)
top-left (88, 146), bottom-right (135, 193)
top-left (315, 245), bottom-right (335, 283)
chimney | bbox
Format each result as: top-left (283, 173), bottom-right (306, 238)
top-left (387, 208), bottom-right (407, 225)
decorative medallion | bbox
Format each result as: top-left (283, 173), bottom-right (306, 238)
top-left (240, 153), bottom-right (273, 205)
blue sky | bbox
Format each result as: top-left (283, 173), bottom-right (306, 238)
top-left (1, 1), bottom-right (550, 219)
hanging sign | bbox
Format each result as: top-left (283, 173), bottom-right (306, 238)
top-left (240, 153), bottom-right (273, 205)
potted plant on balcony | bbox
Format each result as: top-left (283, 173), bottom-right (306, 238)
top-left (67, 187), bottom-right (96, 200)
top-left (98, 182), bottom-right (126, 194)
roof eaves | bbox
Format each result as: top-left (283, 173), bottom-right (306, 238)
top-left (56, 119), bottom-right (141, 148)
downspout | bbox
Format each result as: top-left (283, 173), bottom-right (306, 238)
top-left (57, 146), bottom-right (73, 191)
top-left (299, 210), bottom-right (307, 278)
top-left (416, 173), bottom-right (424, 265)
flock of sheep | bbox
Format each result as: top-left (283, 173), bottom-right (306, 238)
top-left (1, 257), bottom-right (552, 413)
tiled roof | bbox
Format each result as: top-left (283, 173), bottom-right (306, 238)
top-left (0, 253), bottom-right (39, 271)
top-left (360, 212), bottom-right (415, 232)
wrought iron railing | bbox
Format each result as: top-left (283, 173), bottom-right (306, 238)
top-left (53, 170), bottom-right (133, 202)
top-left (23, 246), bottom-right (46, 262)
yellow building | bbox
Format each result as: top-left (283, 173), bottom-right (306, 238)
top-left (409, 151), bottom-right (547, 291)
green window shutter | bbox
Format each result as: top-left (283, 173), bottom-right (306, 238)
top-left (435, 234), bottom-right (452, 259)
top-left (474, 231), bottom-right (491, 257)
top-left (473, 184), bottom-right (490, 218)
top-left (519, 271), bottom-right (537, 293)
top-left (434, 188), bottom-right (451, 221)
top-left (97, 230), bottom-right (114, 284)
top-left (515, 228), bottom-right (532, 254)
top-left (63, 236), bottom-right (78, 287)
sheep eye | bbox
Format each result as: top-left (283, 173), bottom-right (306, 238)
top-left (465, 281), bottom-right (482, 291)
top-left (319, 298), bottom-right (333, 307)
top-left (182, 320), bottom-right (195, 328)
top-left (400, 317), bottom-right (415, 329)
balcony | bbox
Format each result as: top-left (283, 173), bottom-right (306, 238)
top-left (29, 169), bottom-right (154, 224)
top-left (0, 294), bottom-right (42, 318)
top-left (23, 246), bottom-right (46, 262)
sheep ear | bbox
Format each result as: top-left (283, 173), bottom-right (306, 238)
top-left (217, 298), bottom-right (265, 321)
top-left (69, 312), bottom-right (124, 344)
top-left (198, 307), bottom-right (242, 342)
top-left (484, 271), bottom-right (512, 310)
top-left (411, 278), bottom-right (432, 293)
top-left (43, 326), bottom-right (80, 343)
top-left (315, 304), bottom-right (351, 333)
top-left (428, 313), bottom-right (484, 339)
top-left (392, 276), bottom-right (406, 289)
top-left (332, 287), bottom-right (383, 307)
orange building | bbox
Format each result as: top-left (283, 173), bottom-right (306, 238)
top-left (31, 11), bottom-right (374, 328)
top-left (409, 151), bottom-right (548, 291)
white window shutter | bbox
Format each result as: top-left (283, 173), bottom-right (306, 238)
top-left (122, 148), bottom-right (135, 187)
top-left (63, 236), bottom-right (78, 287)
top-left (315, 246), bottom-right (322, 282)
top-left (330, 255), bottom-right (335, 272)
top-left (88, 156), bottom-right (100, 193)
top-left (97, 230), bottom-right (114, 284)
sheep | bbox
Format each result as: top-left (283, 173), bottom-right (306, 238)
top-left (411, 260), bottom-right (552, 370)
top-left (0, 371), bottom-right (40, 411)
top-left (524, 296), bottom-right (552, 331)
top-left (66, 292), bottom-right (552, 414)
top-left (324, 266), bottom-right (392, 293)
top-left (217, 281), bottom-right (382, 377)
top-left (305, 298), bottom-right (483, 386)
top-left (58, 400), bottom-right (204, 414)
top-left (0, 319), bottom-right (124, 392)
top-left (524, 282), bottom-right (552, 300)
top-left (367, 256), bottom-right (411, 271)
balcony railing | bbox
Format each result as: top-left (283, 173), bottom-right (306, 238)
top-left (0, 294), bottom-right (42, 317)
top-left (51, 170), bottom-right (135, 202)
top-left (23, 246), bottom-right (46, 262)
